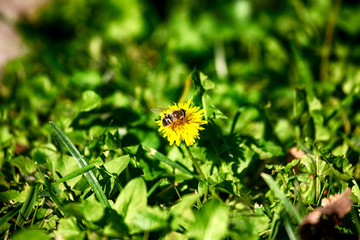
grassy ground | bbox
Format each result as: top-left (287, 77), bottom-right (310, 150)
top-left (1, 0), bottom-right (360, 239)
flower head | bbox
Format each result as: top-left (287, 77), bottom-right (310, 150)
top-left (156, 99), bottom-right (207, 146)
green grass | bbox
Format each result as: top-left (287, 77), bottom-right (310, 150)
top-left (50, 122), bottom-right (110, 208)
top-left (1, 0), bottom-right (360, 239)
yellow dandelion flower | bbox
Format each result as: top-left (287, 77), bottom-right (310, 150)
top-left (156, 99), bottom-right (207, 146)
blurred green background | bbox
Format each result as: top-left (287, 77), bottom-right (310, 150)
top-left (2, 0), bottom-right (360, 238)
top-left (2, 0), bottom-right (360, 151)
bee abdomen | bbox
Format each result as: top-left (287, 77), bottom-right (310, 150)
top-left (180, 109), bottom-right (186, 117)
top-left (162, 114), bottom-right (173, 127)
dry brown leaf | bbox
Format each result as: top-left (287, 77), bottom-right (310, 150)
top-left (299, 188), bottom-right (356, 240)
top-left (321, 188), bottom-right (353, 219)
top-left (286, 147), bottom-right (305, 174)
top-left (301, 188), bottom-right (352, 226)
top-left (288, 147), bottom-right (306, 160)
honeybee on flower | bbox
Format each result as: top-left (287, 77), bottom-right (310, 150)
top-left (153, 99), bottom-right (207, 146)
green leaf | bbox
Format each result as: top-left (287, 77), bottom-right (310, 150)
top-left (31, 143), bottom-right (58, 173)
top-left (53, 155), bottom-right (81, 187)
top-left (206, 102), bottom-right (228, 120)
top-left (123, 145), bottom-right (140, 155)
top-left (63, 199), bottom-right (104, 222)
top-left (298, 155), bottom-right (319, 174)
top-left (250, 139), bottom-right (284, 159)
top-left (70, 70), bottom-right (102, 89)
top-left (170, 194), bottom-right (199, 216)
top-left (105, 131), bottom-right (120, 150)
top-left (284, 159), bottom-right (300, 173)
top-left (187, 200), bottom-right (228, 240)
top-left (16, 186), bottom-right (31, 203)
top-left (101, 210), bottom-right (128, 237)
top-left (312, 112), bottom-right (330, 141)
top-left (78, 90), bottom-right (101, 112)
top-left (318, 146), bottom-right (353, 181)
top-left (352, 180), bottom-right (360, 204)
top-left (113, 177), bottom-right (147, 227)
top-left (16, 184), bottom-right (38, 227)
top-left (12, 228), bottom-right (49, 240)
top-left (191, 70), bottom-right (215, 91)
top-left (327, 163), bottom-right (353, 182)
top-left (0, 190), bottom-right (20, 202)
top-left (294, 89), bottom-right (307, 119)
top-left (56, 218), bottom-right (85, 240)
top-left (210, 179), bottom-right (235, 195)
top-left (302, 115), bottom-right (315, 140)
top-left (229, 212), bottom-right (270, 240)
top-left (170, 194), bottom-right (199, 230)
top-left (131, 206), bottom-right (169, 233)
top-left (32, 149), bottom-right (48, 165)
top-left (300, 178), bottom-right (316, 204)
top-left (191, 70), bottom-right (214, 111)
top-left (198, 178), bottom-right (209, 196)
top-left (103, 155), bottom-right (130, 176)
top-left (10, 156), bottom-right (36, 175)
top-left (50, 122), bottom-right (110, 208)
top-left (0, 125), bottom-right (12, 144)
top-left (128, 128), bottom-right (160, 149)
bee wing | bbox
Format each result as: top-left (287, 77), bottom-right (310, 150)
top-left (151, 107), bottom-right (166, 115)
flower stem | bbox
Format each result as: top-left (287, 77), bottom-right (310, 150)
top-left (143, 231), bottom-right (149, 240)
top-left (185, 145), bottom-right (205, 178)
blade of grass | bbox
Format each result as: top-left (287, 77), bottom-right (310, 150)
top-left (147, 178), bottom-right (164, 198)
top-left (315, 155), bottom-right (321, 202)
top-left (34, 163), bottom-right (67, 218)
top-left (230, 108), bottom-right (242, 134)
top-left (269, 203), bottom-right (281, 240)
top-left (290, 41), bottom-right (314, 98)
top-left (351, 209), bottom-right (360, 236)
top-left (53, 158), bottom-right (103, 185)
top-left (43, 176), bottom-right (66, 217)
top-left (50, 121), bottom-right (110, 208)
top-left (0, 204), bottom-right (22, 228)
top-left (261, 173), bottom-right (302, 224)
top-left (143, 146), bottom-right (196, 178)
top-left (16, 184), bottom-right (38, 228)
top-left (320, 0), bottom-right (341, 81)
top-left (284, 214), bottom-right (299, 240)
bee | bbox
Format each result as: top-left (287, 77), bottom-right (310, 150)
top-left (152, 108), bottom-right (186, 127)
